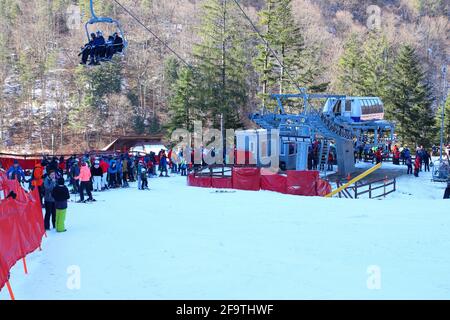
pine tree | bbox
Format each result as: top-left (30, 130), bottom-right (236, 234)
top-left (386, 45), bottom-right (438, 147)
top-left (436, 95), bottom-right (450, 145)
top-left (70, 62), bottom-right (123, 136)
top-left (253, 0), bottom-right (279, 110)
top-left (254, 0), bottom-right (320, 106)
top-left (336, 33), bottom-right (364, 96)
top-left (359, 32), bottom-right (390, 99)
top-left (193, 0), bottom-right (249, 129)
top-left (168, 67), bottom-right (197, 132)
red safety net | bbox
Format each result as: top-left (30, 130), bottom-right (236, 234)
top-left (316, 178), bottom-right (332, 197)
top-left (232, 167), bottom-right (261, 191)
top-left (0, 172), bottom-right (45, 291)
top-left (0, 158), bottom-right (40, 171)
top-left (286, 170), bottom-right (319, 196)
top-left (260, 173), bottom-right (287, 194)
top-left (187, 173), bottom-right (212, 188)
top-left (211, 177), bottom-right (233, 189)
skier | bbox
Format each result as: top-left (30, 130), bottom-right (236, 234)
top-left (31, 162), bottom-right (45, 206)
top-left (43, 170), bottom-right (57, 230)
top-left (146, 158), bottom-right (154, 178)
top-left (122, 156), bottom-right (129, 187)
top-left (75, 160), bottom-right (95, 203)
top-left (414, 155), bottom-right (421, 177)
top-left (52, 177), bottom-right (70, 232)
top-left (99, 157), bottom-right (109, 190)
top-left (46, 157), bottom-right (59, 176)
top-left (116, 157), bottom-right (123, 187)
top-left (140, 166), bottom-right (149, 190)
top-left (128, 156), bottom-right (135, 182)
top-left (416, 146), bottom-right (424, 172)
top-left (6, 160), bottom-right (25, 182)
top-left (58, 156), bottom-right (66, 175)
top-left (137, 160), bottom-right (143, 189)
top-left (159, 151), bottom-right (169, 177)
top-left (403, 146), bottom-right (411, 165)
top-left (69, 159), bottom-right (80, 194)
top-left (149, 151), bottom-right (157, 176)
top-left (90, 160), bottom-right (103, 192)
top-left (108, 159), bottom-right (118, 188)
top-left (180, 157), bottom-right (187, 176)
top-left (444, 179), bottom-right (450, 199)
top-left (422, 149), bottom-right (431, 172)
top-left (406, 156), bottom-right (413, 175)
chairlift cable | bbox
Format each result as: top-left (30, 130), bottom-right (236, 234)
top-left (231, 0), bottom-right (304, 94)
top-left (112, 0), bottom-right (192, 68)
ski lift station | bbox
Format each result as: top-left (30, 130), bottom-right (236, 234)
top-left (242, 90), bottom-right (395, 176)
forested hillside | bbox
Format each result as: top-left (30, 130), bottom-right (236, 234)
top-left (0, 0), bottom-right (448, 153)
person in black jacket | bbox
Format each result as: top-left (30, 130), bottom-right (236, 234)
top-left (52, 178), bottom-right (70, 232)
top-left (113, 32), bottom-right (124, 53)
top-left (90, 160), bottom-right (103, 192)
top-left (444, 179), bottom-right (450, 199)
top-left (79, 33), bottom-right (96, 65)
top-left (422, 149), bottom-right (431, 172)
top-left (44, 171), bottom-right (57, 230)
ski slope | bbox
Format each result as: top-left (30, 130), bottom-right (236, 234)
top-left (1, 165), bottom-right (449, 300)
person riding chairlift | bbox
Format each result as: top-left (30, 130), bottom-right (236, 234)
top-left (93, 30), bottom-right (106, 64)
top-left (79, 33), bottom-right (96, 65)
top-left (79, 31), bottom-right (106, 65)
top-left (106, 32), bottom-right (124, 60)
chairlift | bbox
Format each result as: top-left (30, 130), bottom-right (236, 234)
top-left (431, 159), bottom-right (449, 182)
top-left (81, 0), bottom-right (128, 65)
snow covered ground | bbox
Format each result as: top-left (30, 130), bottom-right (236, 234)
top-left (1, 164), bottom-right (449, 300)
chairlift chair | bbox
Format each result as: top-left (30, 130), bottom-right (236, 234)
top-left (432, 159), bottom-right (450, 182)
top-left (83, 0), bottom-right (128, 64)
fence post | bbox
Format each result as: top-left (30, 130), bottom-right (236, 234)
top-left (369, 183), bottom-right (372, 198)
top-left (337, 181), bottom-right (341, 198)
top-left (6, 281), bottom-right (15, 300)
top-left (23, 257), bottom-right (28, 275)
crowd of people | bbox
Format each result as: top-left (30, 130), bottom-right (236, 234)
top-left (306, 139), bottom-right (450, 182)
top-left (1, 141), bottom-right (449, 235)
top-left (79, 30), bottom-right (124, 65)
top-left (0, 148), bottom-right (192, 233)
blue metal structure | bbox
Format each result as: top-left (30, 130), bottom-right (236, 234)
top-left (85, 0), bottom-right (128, 52)
top-left (250, 89), bottom-right (395, 176)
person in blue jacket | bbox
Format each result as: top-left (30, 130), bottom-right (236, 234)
top-left (116, 158), bottom-right (123, 186)
top-left (93, 30), bottom-right (106, 64)
top-left (159, 151), bottom-right (169, 177)
top-left (7, 160), bottom-right (25, 182)
top-left (108, 159), bottom-right (118, 188)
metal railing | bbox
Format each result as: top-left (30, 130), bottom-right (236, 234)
top-left (335, 177), bottom-right (396, 199)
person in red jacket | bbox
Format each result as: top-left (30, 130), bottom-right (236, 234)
top-left (327, 152), bottom-right (334, 171)
top-left (393, 149), bottom-right (400, 165)
top-left (99, 158), bottom-right (109, 190)
top-left (375, 149), bottom-right (383, 164)
top-left (414, 155), bottom-right (421, 177)
top-left (31, 162), bottom-right (45, 206)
